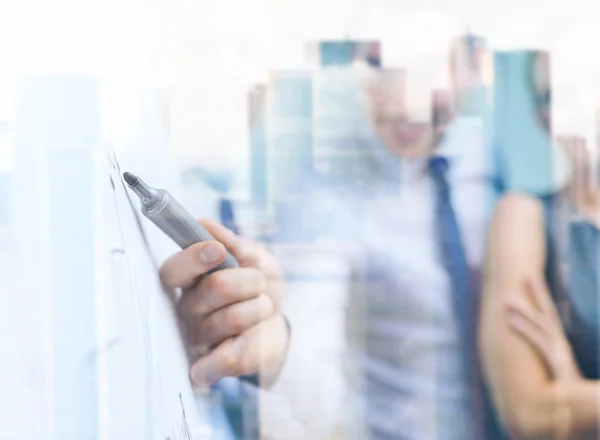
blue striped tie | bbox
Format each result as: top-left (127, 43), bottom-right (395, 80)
top-left (428, 156), bottom-right (482, 439)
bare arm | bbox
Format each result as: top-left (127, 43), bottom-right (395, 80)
top-left (480, 193), bottom-right (600, 439)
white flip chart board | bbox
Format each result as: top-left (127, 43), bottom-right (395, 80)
top-left (6, 75), bottom-right (233, 440)
top-left (98, 84), bottom-right (232, 440)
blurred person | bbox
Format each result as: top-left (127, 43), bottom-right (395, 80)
top-left (256, 50), bottom-right (508, 437)
top-left (159, 12), bottom-right (511, 440)
top-left (480, 49), bottom-right (600, 439)
top-left (346, 65), bottom-right (502, 440)
top-left (556, 135), bottom-right (599, 221)
top-left (480, 185), bottom-right (600, 439)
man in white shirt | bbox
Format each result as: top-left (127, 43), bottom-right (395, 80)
top-left (263, 67), bottom-right (500, 439)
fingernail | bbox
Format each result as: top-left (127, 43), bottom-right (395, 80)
top-left (192, 360), bottom-right (224, 387)
top-left (191, 365), bottom-right (209, 387)
top-left (200, 243), bottom-right (223, 264)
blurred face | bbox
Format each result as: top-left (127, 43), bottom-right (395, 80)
top-left (531, 52), bottom-right (552, 133)
top-left (431, 89), bottom-right (455, 145)
top-left (366, 71), bottom-right (453, 158)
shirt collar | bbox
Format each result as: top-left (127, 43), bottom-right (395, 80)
top-left (399, 157), bottom-right (428, 185)
top-left (398, 117), bottom-right (485, 185)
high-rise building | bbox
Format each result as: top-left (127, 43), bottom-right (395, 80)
top-left (248, 84), bottom-right (268, 212)
top-left (248, 40), bottom-right (383, 242)
top-left (10, 75), bottom-right (101, 440)
top-left (311, 65), bottom-right (382, 189)
top-left (449, 34), bottom-right (492, 118)
top-left (265, 70), bottom-right (313, 206)
top-left (307, 40), bottom-right (384, 190)
top-left (244, 71), bottom-right (314, 243)
top-left (494, 50), bottom-right (570, 195)
top-left (305, 40), bottom-right (382, 68)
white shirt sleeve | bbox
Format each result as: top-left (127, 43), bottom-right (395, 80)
top-left (258, 242), bottom-right (352, 440)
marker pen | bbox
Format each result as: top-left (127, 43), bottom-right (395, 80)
top-left (123, 172), bottom-right (238, 271)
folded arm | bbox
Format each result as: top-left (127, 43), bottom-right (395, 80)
top-left (480, 193), bottom-right (599, 440)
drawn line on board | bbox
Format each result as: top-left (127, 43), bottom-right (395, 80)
top-left (105, 142), bottom-right (159, 271)
top-left (179, 392), bottom-right (193, 440)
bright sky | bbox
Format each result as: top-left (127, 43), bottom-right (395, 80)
top-left (0, 0), bottom-right (599, 170)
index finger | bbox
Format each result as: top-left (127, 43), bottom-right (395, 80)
top-left (159, 240), bottom-right (227, 289)
top-left (199, 218), bottom-right (261, 266)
